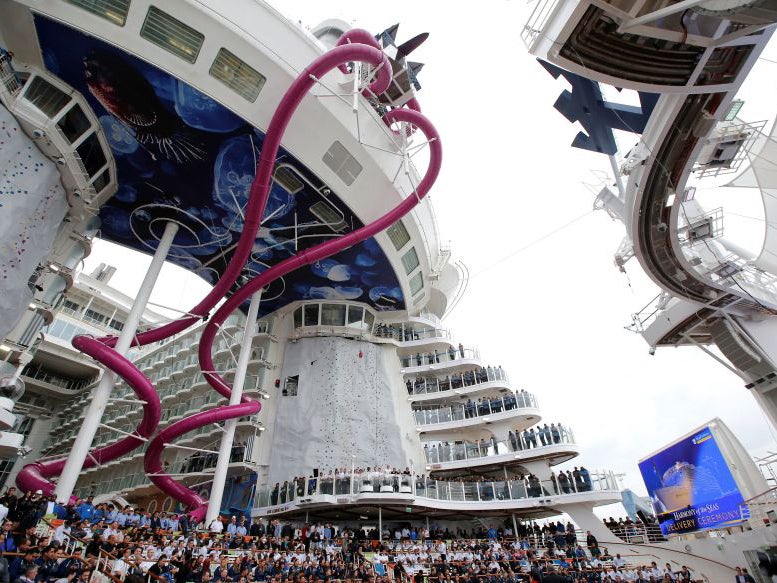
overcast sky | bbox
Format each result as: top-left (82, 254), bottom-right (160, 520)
top-left (82, 0), bottom-right (777, 507)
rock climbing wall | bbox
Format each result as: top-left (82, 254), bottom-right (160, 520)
top-left (267, 336), bottom-right (423, 483)
top-left (0, 104), bottom-right (68, 339)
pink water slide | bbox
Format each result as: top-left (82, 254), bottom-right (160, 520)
top-left (17, 30), bottom-right (441, 520)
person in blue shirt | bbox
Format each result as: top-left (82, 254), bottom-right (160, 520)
top-left (236, 517), bottom-right (248, 537)
top-left (138, 512), bottom-right (151, 528)
top-left (125, 508), bottom-right (140, 526)
top-left (109, 506), bottom-right (123, 526)
top-left (76, 497), bottom-right (95, 523)
top-left (226, 516), bottom-right (238, 537)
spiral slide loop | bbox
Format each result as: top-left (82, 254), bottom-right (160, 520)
top-left (146, 105), bottom-right (441, 519)
top-left (16, 33), bottom-right (434, 516)
top-left (16, 36), bottom-right (390, 498)
top-left (15, 335), bottom-right (161, 497)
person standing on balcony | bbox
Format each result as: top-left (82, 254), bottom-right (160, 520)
top-left (458, 343), bottom-right (465, 358)
top-left (448, 346), bottom-right (456, 361)
top-left (508, 430), bottom-right (517, 451)
top-left (551, 424), bottom-right (561, 444)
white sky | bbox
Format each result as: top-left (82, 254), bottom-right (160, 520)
top-left (82, 0), bottom-right (777, 506)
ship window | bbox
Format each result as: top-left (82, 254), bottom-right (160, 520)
top-left (303, 304), bottom-right (319, 326)
top-left (386, 220), bottom-right (410, 250)
top-left (23, 76), bottom-right (69, 118)
top-left (91, 168), bottom-right (110, 193)
top-left (322, 141), bottom-right (362, 186)
top-left (310, 201), bottom-right (347, 232)
top-left (321, 304), bottom-right (346, 326)
top-left (364, 309), bottom-right (375, 331)
top-left (65, 0), bottom-right (130, 26)
top-left (346, 306), bottom-right (365, 329)
top-left (282, 375), bottom-right (298, 397)
top-left (293, 307), bottom-right (302, 329)
top-left (75, 133), bottom-right (107, 178)
top-left (401, 247), bottom-right (420, 275)
top-left (409, 271), bottom-right (423, 295)
top-left (273, 166), bottom-right (304, 194)
top-left (140, 6), bottom-right (204, 64)
top-left (57, 104), bottom-right (91, 144)
top-left (209, 48), bottom-right (266, 102)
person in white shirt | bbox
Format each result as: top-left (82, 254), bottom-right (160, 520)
top-left (112, 549), bottom-right (132, 578)
top-left (648, 561), bottom-right (663, 580)
top-left (209, 517), bottom-right (224, 533)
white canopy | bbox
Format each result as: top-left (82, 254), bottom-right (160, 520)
top-left (726, 118), bottom-right (777, 274)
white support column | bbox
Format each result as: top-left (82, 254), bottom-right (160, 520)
top-left (55, 221), bottom-right (179, 502)
top-left (205, 289), bottom-right (263, 523)
top-left (378, 506), bottom-right (382, 541)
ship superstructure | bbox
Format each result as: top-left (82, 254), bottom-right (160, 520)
top-left (0, 0), bottom-right (619, 535)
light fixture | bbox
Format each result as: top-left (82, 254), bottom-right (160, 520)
top-left (48, 264), bottom-right (60, 272)
top-left (0, 345), bottom-right (10, 352)
top-left (28, 303), bottom-right (38, 310)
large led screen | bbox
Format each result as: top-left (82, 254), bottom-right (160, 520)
top-left (638, 426), bottom-right (747, 535)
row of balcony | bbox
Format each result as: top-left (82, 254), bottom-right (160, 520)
top-left (412, 391), bottom-right (538, 426)
top-left (423, 425), bottom-right (575, 464)
top-left (292, 303), bottom-right (452, 348)
top-left (406, 367), bottom-right (510, 398)
top-left (21, 363), bottom-right (95, 392)
top-left (48, 372), bottom-right (264, 455)
top-left (401, 346), bottom-right (480, 369)
top-left (256, 469), bottom-right (619, 508)
top-left (74, 422), bottom-right (261, 498)
top-left (54, 350), bottom-right (259, 428)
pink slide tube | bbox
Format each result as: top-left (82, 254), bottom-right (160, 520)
top-left (16, 35), bottom-right (391, 498)
top-left (16, 335), bottom-right (161, 498)
top-left (146, 105), bottom-right (440, 518)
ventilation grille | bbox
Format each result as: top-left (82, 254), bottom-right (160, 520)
top-left (322, 141), bottom-right (362, 186)
top-left (209, 48), bottom-right (265, 102)
top-left (310, 201), bottom-right (348, 233)
top-left (386, 220), bottom-right (410, 250)
top-left (65, 0), bottom-right (130, 25)
top-left (140, 6), bottom-right (204, 63)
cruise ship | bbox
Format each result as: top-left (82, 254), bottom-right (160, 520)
top-left (0, 0), bottom-right (621, 535)
top-left (1, 0), bottom-right (776, 580)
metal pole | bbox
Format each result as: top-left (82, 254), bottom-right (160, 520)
top-left (55, 221), bottom-right (179, 502)
top-left (205, 289), bottom-right (263, 523)
top-left (511, 514), bottom-right (518, 539)
top-left (378, 506), bottom-right (382, 541)
top-left (608, 155), bottom-right (626, 199)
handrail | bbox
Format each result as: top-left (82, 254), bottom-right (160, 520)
top-left (406, 367), bottom-right (510, 396)
top-left (401, 347), bottom-right (480, 368)
top-left (257, 469), bottom-right (619, 508)
top-left (424, 426), bottom-right (575, 464)
top-left (413, 392), bottom-right (538, 426)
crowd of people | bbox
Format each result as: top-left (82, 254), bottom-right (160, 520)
top-left (0, 486), bottom-right (741, 583)
top-left (0, 485), bottom-right (712, 583)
